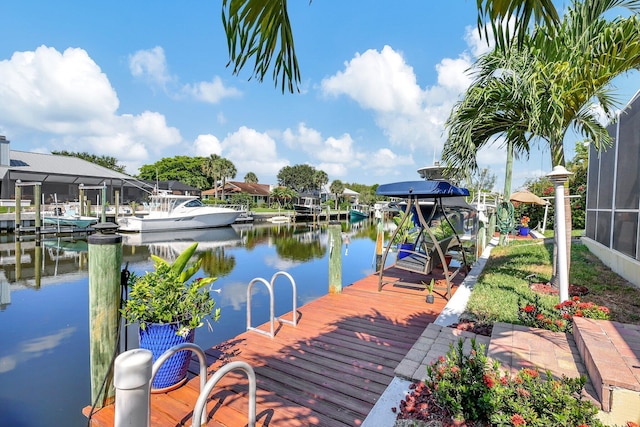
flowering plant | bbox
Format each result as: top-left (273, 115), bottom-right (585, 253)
top-left (418, 338), bottom-right (605, 426)
top-left (121, 242), bottom-right (221, 335)
top-left (518, 295), bottom-right (610, 333)
top-left (520, 216), bottom-right (530, 227)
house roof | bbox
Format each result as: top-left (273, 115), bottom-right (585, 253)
top-left (343, 188), bottom-right (360, 196)
top-left (204, 181), bottom-right (270, 197)
top-left (0, 150), bottom-right (138, 185)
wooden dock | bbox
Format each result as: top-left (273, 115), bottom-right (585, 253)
top-left (84, 266), bottom-right (464, 427)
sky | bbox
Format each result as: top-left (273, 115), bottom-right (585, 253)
top-left (1, 1), bottom-right (639, 194)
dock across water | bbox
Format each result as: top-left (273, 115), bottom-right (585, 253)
top-left (84, 266), bottom-right (464, 426)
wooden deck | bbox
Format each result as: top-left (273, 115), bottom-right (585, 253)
top-left (84, 266), bottom-right (464, 427)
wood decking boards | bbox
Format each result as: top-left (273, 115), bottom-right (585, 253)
top-left (84, 266), bottom-right (463, 427)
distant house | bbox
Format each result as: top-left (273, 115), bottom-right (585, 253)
top-left (0, 136), bottom-right (148, 205)
top-left (203, 181), bottom-right (271, 205)
top-left (343, 188), bottom-right (360, 204)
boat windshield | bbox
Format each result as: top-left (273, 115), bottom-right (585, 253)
top-left (184, 199), bottom-right (204, 207)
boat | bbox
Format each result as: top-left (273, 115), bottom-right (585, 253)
top-left (117, 193), bottom-right (241, 232)
top-left (349, 204), bottom-right (370, 222)
top-left (43, 208), bottom-right (98, 229)
top-left (293, 197), bottom-right (323, 217)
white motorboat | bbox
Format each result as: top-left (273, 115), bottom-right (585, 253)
top-left (117, 193), bottom-right (241, 232)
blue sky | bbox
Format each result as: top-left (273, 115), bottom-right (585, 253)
top-left (1, 1), bottom-right (638, 193)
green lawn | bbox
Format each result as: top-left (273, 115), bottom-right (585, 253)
top-left (466, 238), bottom-right (640, 326)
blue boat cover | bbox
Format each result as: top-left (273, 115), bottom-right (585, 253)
top-left (376, 180), bottom-right (469, 198)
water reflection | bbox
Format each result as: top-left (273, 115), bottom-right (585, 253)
top-left (0, 219), bottom-right (392, 427)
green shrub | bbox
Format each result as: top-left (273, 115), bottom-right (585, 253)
top-left (426, 338), bottom-right (604, 426)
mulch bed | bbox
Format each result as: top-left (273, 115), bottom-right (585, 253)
top-left (394, 382), bottom-right (480, 427)
top-left (529, 282), bottom-right (589, 296)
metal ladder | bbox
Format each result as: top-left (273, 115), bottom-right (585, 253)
top-left (246, 271), bottom-right (298, 338)
top-left (114, 343), bottom-right (257, 427)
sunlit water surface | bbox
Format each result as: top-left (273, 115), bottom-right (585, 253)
top-left (0, 219), bottom-right (392, 427)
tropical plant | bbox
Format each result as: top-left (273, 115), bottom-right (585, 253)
top-left (221, 0), bottom-right (561, 93)
top-left (121, 243), bottom-right (221, 335)
top-left (244, 171), bottom-right (258, 183)
top-left (443, 0), bottom-right (640, 284)
top-left (392, 212), bottom-right (419, 244)
top-left (330, 179), bottom-right (345, 209)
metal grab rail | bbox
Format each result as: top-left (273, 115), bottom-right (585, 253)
top-left (246, 271), bottom-right (298, 338)
top-left (151, 343), bottom-right (208, 426)
top-left (191, 361), bottom-right (257, 427)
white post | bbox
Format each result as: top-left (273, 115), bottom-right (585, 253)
top-left (114, 349), bottom-right (153, 427)
top-left (547, 166), bottom-right (572, 303)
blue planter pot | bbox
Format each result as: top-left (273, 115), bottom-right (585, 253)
top-left (519, 227), bottom-right (530, 236)
top-left (139, 323), bottom-right (195, 391)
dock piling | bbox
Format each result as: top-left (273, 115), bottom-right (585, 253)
top-left (88, 222), bottom-right (122, 408)
top-left (328, 221), bottom-right (342, 294)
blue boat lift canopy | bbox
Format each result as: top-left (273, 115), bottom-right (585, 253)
top-left (375, 180), bottom-right (472, 297)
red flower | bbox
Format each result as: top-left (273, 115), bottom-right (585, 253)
top-left (511, 413), bottom-right (526, 426)
top-left (523, 305), bottom-right (535, 313)
top-left (522, 368), bottom-right (539, 378)
top-left (599, 306), bottom-right (610, 314)
top-left (575, 310), bottom-right (583, 317)
top-left (573, 296), bottom-right (580, 301)
top-left (483, 374), bottom-right (495, 388)
top-left (536, 313), bottom-right (545, 320)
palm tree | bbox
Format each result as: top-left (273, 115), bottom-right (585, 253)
top-left (218, 158), bottom-right (237, 200)
top-left (202, 154), bottom-right (222, 199)
top-left (443, 0), bottom-right (640, 283)
top-left (221, 0), bottom-right (560, 93)
top-left (313, 170), bottom-right (328, 193)
top-left (244, 171), bottom-right (258, 183)
top-left (330, 180), bottom-right (345, 210)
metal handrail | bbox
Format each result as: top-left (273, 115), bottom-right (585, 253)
top-left (192, 361), bottom-right (256, 427)
top-left (151, 343), bottom-right (208, 426)
top-left (246, 277), bottom-right (275, 337)
top-left (271, 271), bottom-right (297, 327)
top-left (246, 271), bottom-right (298, 337)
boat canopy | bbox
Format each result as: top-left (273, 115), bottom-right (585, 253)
top-left (376, 180), bottom-right (470, 198)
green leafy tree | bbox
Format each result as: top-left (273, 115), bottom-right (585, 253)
top-left (277, 164), bottom-right (318, 194)
top-left (329, 180), bottom-right (345, 209)
top-left (221, 0), bottom-right (560, 93)
top-left (52, 150), bottom-right (127, 174)
top-left (138, 156), bottom-right (209, 189)
top-left (244, 171), bottom-right (258, 183)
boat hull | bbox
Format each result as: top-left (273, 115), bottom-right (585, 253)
top-left (43, 216), bottom-right (98, 228)
top-left (117, 210), bottom-right (240, 232)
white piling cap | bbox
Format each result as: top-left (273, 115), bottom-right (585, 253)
top-left (114, 349), bottom-right (153, 389)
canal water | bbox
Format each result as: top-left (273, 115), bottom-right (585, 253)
top-left (0, 219), bottom-right (393, 427)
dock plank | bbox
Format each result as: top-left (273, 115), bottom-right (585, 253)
top-left (85, 266), bottom-right (463, 426)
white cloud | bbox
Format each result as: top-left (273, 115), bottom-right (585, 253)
top-left (193, 134), bottom-right (223, 157)
top-left (129, 46), bottom-right (175, 88)
top-left (0, 46), bottom-right (182, 175)
top-left (322, 45), bottom-right (422, 115)
top-left (221, 126), bottom-right (289, 180)
top-left (320, 45), bottom-right (473, 157)
top-left (130, 47), bottom-right (241, 104)
top-left (182, 76), bottom-right (241, 104)
top-left (0, 45), bottom-right (119, 133)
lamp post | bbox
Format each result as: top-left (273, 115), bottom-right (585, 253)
top-left (547, 166), bottom-right (572, 302)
